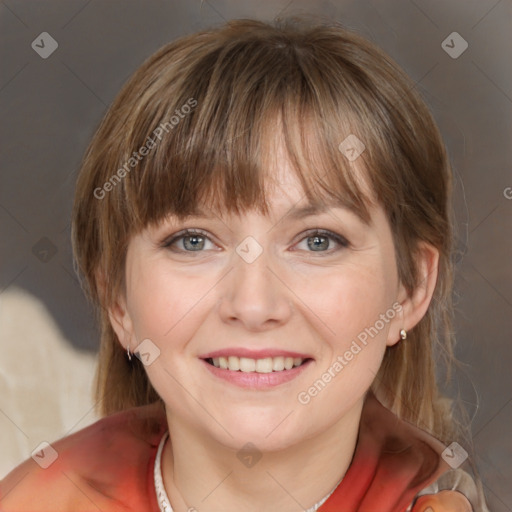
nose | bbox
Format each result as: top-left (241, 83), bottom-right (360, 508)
top-left (217, 245), bottom-right (293, 332)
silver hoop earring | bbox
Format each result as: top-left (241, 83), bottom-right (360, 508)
top-left (127, 344), bottom-right (132, 361)
top-left (400, 329), bottom-right (407, 340)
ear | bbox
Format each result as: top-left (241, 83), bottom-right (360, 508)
top-left (387, 242), bottom-right (439, 347)
top-left (95, 268), bottom-right (135, 352)
top-left (108, 293), bottom-right (135, 353)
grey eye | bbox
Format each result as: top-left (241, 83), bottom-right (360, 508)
top-left (295, 229), bottom-right (349, 254)
top-left (307, 235), bottom-right (330, 251)
top-left (182, 235), bottom-right (206, 251)
top-left (162, 229), bottom-right (216, 253)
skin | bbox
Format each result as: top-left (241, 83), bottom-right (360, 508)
top-left (109, 140), bottom-right (439, 512)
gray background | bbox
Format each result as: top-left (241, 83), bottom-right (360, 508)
top-left (0, 0), bottom-right (511, 510)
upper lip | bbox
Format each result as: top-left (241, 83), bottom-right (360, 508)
top-left (199, 348), bottom-right (313, 359)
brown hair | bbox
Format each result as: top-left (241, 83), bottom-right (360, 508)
top-left (72, 18), bottom-right (456, 441)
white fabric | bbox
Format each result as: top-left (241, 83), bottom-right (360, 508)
top-left (0, 287), bottom-right (98, 478)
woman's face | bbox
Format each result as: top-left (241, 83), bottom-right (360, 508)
top-left (112, 144), bottom-right (413, 452)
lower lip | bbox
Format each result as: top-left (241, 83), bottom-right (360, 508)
top-left (201, 359), bottom-right (313, 389)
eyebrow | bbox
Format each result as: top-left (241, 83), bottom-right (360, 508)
top-left (175, 201), bottom-right (370, 225)
top-left (283, 201), bottom-right (370, 225)
top-left (285, 203), bottom-right (335, 220)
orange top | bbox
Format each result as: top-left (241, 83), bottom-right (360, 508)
top-left (0, 392), bottom-right (474, 512)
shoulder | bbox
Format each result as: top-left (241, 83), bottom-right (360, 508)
top-left (0, 401), bottom-right (167, 512)
top-left (358, 392), bottom-right (451, 487)
top-left (350, 393), bottom-right (487, 511)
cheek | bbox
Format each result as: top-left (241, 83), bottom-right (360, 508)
top-left (125, 260), bottom-right (217, 344)
top-left (306, 263), bottom-right (395, 347)
top-left (294, 268), bottom-right (395, 417)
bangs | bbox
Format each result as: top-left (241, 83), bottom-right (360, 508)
top-left (112, 31), bottom-right (382, 232)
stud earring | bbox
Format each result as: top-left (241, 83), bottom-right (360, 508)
top-left (400, 329), bottom-right (407, 340)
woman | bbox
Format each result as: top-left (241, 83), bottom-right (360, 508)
top-left (0, 17), bottom-right (489, 512)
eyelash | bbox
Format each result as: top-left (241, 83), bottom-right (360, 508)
top-left (161, 228), bottom-right (350, 255)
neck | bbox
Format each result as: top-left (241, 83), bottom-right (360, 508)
top-left (160, 398), bottom-right (364, 512)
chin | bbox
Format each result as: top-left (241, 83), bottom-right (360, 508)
top-left (206, 408), bottom-right (309, 452)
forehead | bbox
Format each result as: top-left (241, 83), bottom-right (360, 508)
top-left (165, 175), bottom-right (374, 227)
top-left (254, 132), bottom-right (376, 224)
top-left (261, 118), bottom-right (376, 209)
top-left (155, 129), bottom-right (378, 229)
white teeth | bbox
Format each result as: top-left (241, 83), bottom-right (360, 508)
top-left (209, 355), bottom-right (305, 373)
top-left (255, 357), bottom-right (273, 373)
top-left (272, 356), bottom-right (285, 371)
top-left (239, 357), bottom-right (256, 372)
top-left (228, 356), bottom-right (240, 371)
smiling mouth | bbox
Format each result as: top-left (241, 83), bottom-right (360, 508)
top-left (204, 356), bottom-right (312, 373)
